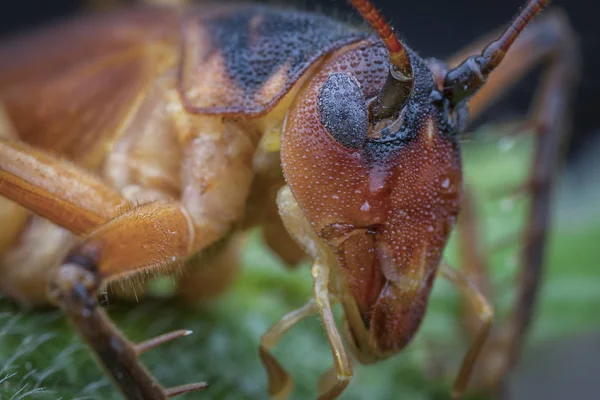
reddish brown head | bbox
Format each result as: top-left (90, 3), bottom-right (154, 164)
top-left (281, 6), bottom-right (463, 354)
top-left (282, 0), bottom-right (545, 356)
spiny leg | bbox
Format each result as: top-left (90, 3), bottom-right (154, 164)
top-left (0, 138), bottom-right (128, 305)
top-left (438, 262), bottom-right (493, 399)
top-left (0, 139), bottom-right (211, 399)
top-left (135, 330), bottom-right (193, 355)
top-left (446, 5), bottom-right (580, 392)
top-left (49, 262), bottom-right (206, 399)
top-left (48, 203), bottom-right (210, 400)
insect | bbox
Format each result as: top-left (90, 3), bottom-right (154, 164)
top-left (0, 0), bottom-right (578, 398)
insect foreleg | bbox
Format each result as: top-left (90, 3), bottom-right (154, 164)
top-left (311, 260), bottom-right (353, 400)
top-left (259, 299), bottom-right (319, 400)
top-left (269, 186), bottom-right (353, 400)
top-left (438, 262), bottom-right (494, 399)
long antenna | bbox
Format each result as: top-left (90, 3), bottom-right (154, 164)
top-left (349, 0), bottom-right (410, 73)
top-left (350, 0), bottom-right (413, 120)
top-left (444, 0), bottom-right (549, 106)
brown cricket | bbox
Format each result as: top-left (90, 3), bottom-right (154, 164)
top-left (0, 0), bottom-right (578, 399)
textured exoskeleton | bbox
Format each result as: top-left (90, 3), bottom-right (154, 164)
top-left (0, 0), bottom-right (578, 399)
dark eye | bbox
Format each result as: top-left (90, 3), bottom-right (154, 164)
top-left (317, 73), bottom-right (369, 149)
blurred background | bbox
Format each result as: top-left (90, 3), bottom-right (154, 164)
top-left (0, 1), bottom-right (598, 399)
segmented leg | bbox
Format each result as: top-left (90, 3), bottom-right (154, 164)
top-left (259, 299), bottom-right (319, 400)
top-left (438, 262), bottom-right (493, 399)
top-left (0, 139), bottom-right (213, 399)
top-left (311, 261), bottom-right (353, 400)
top-left (0, 139), bottom-right (127, 236)
top-left (49, 263), bottom-right (206, 399)
top-left (261, 186), bottom-right (353, 400)
top-left (456, 190), bottom-right (493, 337)
top-left (450, 8), bottom-right (580, 392)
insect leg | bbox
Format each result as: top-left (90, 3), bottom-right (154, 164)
top-left (259, 299), bottom-right (319, 400)
top-left (0, 138), bottom-right (128, 236)
top-left (438, 262), bottom-right (493, 399)
top-left (134, 329), bottom-right (193, 355)
top-left (275, 186), bottom-right (353, 399)
top-left (449, 7), bottom-right (580, 391)
top-left (0, 140), bottom-right (218, 398)
top-left (311, 260), bottom-right (353, 400)
top-left (0, 138), bottom-right (129, 305)
top-left (263, 210), bottom-right (307, 267)
top-left (456, 189), bottom-right (493, 337)
top-left (0, 111), bottom-right (29, 257)
top-left (47, 201), bottom-right (209, 400)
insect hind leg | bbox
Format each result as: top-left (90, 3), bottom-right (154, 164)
top-left (49, 248), bottom-right (207, 400)
top-left (0, 139), bottom-right (210, 399)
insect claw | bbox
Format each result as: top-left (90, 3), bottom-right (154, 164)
top-left (135, 329), bottom-right (194, 355)
top-left (164, 382), bottom-right (209, 398)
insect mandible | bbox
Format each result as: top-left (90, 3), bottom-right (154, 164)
top-left (0, 0), bottom-right (578, 399)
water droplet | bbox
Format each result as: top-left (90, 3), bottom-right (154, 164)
top-left (441, 178), bottom-right (450, 189)
top-left (360, 201), bottom-right (371, 212)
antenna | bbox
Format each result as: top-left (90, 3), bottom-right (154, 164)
top-left (444, 0), bottom-right (550, 106)
top-left (350, 0), bottom-right (414, 120)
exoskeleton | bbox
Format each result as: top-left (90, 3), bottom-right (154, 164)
top-left (0, 0), bottom-right (579, 398)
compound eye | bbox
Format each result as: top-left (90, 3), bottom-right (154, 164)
top-left (317, 73), bottom-right (369, 149)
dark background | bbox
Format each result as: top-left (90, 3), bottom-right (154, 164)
top-left (0, 0), bottom-right (597, 162)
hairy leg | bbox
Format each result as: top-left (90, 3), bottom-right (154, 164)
top-left (0, 115), bottom-right (256, 398)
